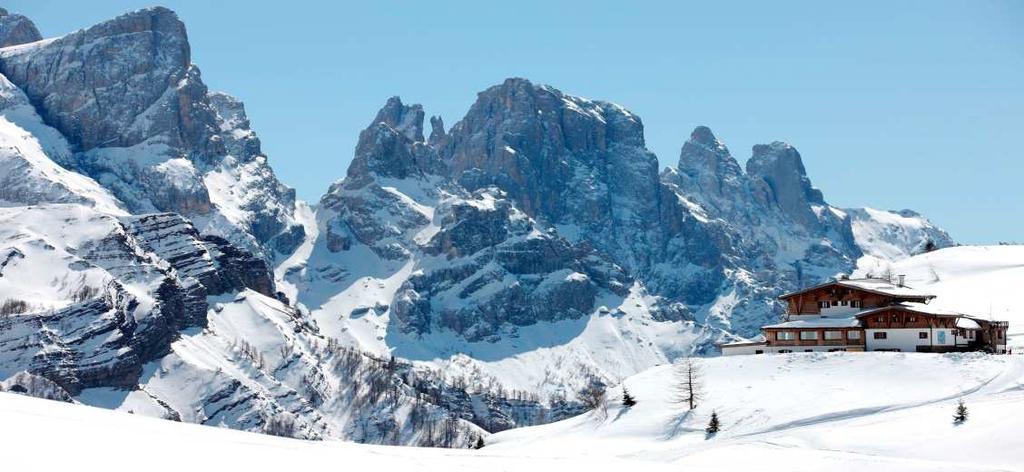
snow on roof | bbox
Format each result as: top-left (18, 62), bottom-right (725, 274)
top-left (854, 301), bottom-right (961, 318)
top-left (956, 317), bottom-right (982, 330)
top-left (837, 278), bottom-right (934, 298)
top-left (780, 277), bottom-right (934, 300)
top-left (763, 316), bottom-right (862, 329)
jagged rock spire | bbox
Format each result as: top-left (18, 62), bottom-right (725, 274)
top-left (342, 96), bottom-right (443, 187)
top-left (675, 126), bottom-right (744, 205)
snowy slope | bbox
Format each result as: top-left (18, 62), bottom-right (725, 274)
top-left (855, 245), bottom-right (1024, 349)
top-left (5, 352), bottom-right (1021, 472)
top-left (488, 353), bottom-right (1024, 472)
top-left (847, 207), bottom-right (954, 270)
top-left (0, 391), bottom-right (672, 472)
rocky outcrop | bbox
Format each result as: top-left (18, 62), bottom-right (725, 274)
top-left (0, 7), bottom-right (300, 258)
top-left (318, 97), bottom-right (446, 259)
top-left (0, 7), bottom-right (210, 152)
top-left (0, 8), bottom-right (42, 48)
top-left (1, 371), bottom-right (74, 402)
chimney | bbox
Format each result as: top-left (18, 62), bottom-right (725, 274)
top-left (897, 274), bottom-right (905, 287)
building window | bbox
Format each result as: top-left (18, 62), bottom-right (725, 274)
top-left (804, 349), bottom-right (813, 352)
top-left (831, 300), bottom-right (838, 307)
top-left (908, 316), bottom-right (916, 322)
top-left (819, 301), bottom-right (829, 309)
top-left (800, 331), bottom-right (818, 340)
top-left (778, 349), bottom-right (793, 353)
top-left (824, 331), bottom-right (843, 340)
top-left (876, 316), bottom-right (884, 322)
top-left (851, 300), bottom-right (861, 308)
top-left (776, 331), bottom-right (795, 341)
top-left (755, 350), bottom-right (764, 354)
top-left (840, 300), bottom-right (848, 306)
top-left (828, 348), bottom-right (847, 352)
top-left (848, 331), bottom-right (861, 339)
top-left (874, 332), bottom-right (888, 339)
top-left (919, 332), bottom-right (928, 339)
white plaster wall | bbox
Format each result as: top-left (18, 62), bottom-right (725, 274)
top-left (865, 328), bottom-right (957, 352)
top-left (720, 344), bottom-right (765, 356)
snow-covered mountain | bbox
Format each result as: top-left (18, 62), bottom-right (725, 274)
top-left (0, 6), bottom-right (967, 446)
top-left (0, 7), bottom-right (302, 259)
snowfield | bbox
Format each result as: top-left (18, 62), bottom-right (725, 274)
top-left (4, 352), bottom-right (1022, 471)
top-left (488, 352), bottom-right (1024, 471)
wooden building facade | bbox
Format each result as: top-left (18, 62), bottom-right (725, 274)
top-left (720, 277), bottom-right (1010, 355)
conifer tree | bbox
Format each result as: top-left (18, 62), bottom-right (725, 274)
top-left (474, 436), bottom-right (485, 449)
top-left (706, 411), bottom-right (720, 435)
top-left (622, 387), bottom-right (637, 407)
top-left (953, 399), bottom-right (968, 424)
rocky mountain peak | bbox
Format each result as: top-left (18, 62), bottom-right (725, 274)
top-left (428, 115), bottom-right (447, 148)
top-left (0, 8), bottom-right (41, 47)
top-left (0, 6), bottom-right (199, 152)
top-left (373, 96), bottom-right (425, 142)
top-left (445, 78), bottom-right (652, 224)
top-left (689, 125), bottom-right (718, 147)
top-left (746, 141), bottom-right (828, 230)
top-left (340, 97), bottom-right (444, 187)
top-left (675, 126), bottom-right (744, 205)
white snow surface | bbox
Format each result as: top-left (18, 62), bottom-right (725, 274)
top-left (487, 352), bottom-right (1024, 472)
top-left (4, 352), bottom-right (1022, 471)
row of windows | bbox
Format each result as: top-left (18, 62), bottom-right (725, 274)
top-left (775, 330), bottom-right (860, 341)
top-left (818, 300), bottom-right (862, 309)
top-left (875, 314), bottom-right (917, 323)
top-left (774, 348), bottom-right (848, 354)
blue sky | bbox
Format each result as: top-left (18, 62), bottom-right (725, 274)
top-left (10, 1), bottom-right (1023, 244)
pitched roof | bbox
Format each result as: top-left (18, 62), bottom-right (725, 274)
top-left (956, 317), bottom-right (982, 330)
top-left (779, 278), bottom-right (935, 300)
top-left (763, 316), bottom-right (862, 329)
top-left (854, 302), bottom-right (961, 319)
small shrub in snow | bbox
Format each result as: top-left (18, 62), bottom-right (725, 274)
top-left (953, 399), bottom-right (968, 424)
top-left (622, 387), bottom-right (637, 407)
top-left (706, 411), bottom-right (720, 435)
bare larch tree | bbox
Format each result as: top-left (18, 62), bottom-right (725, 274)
top-left (673, 356), bottom-right (703, 410)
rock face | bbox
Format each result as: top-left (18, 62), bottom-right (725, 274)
top-left (440, 79), bottom-right (726, 305)
top-left (0, 7), bottom-right (301, 259)
top-left (0, 204), bottom-right (281, 393)
top-left (0, 8), bottom-right (41, 48)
